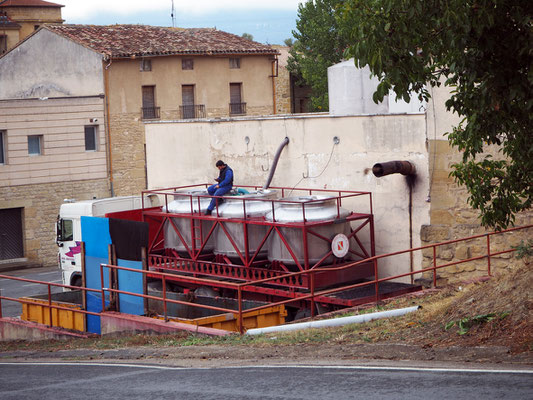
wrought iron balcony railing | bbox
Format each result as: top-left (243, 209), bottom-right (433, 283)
top-left (141, 107), bottom-right (160, 120)
top-left (179, 104), bottom-right (206, 119)
top-left (229, 102), bottom-right (246, 116)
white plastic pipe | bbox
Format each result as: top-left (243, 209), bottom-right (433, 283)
top-left (246, 305), bottom-right (420, 335)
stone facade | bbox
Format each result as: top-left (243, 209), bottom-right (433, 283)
top-left (0, 178), bottom-right (110, 267)
top-left (108, 113), bottom-right (147, 196)
top-left (419, 139), bottom-right (532, 284)
top-left (271, 46), bottom-right (292, 115)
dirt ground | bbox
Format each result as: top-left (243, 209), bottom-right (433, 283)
top-left (1, 261), bottom-right (531, 368)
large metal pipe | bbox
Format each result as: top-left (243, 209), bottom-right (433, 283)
top-left (263, 136), bottom-right (290, 190)
top-left (372, 160), bottom-right (417, 283)
top-left (246, 306), bottom-right (420, 335)
top-left (372, 160), bottom-right (416, 177)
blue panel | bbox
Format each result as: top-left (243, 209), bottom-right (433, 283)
top-left (84, 255), bottom-right (110, 334)
top-left (117, 259), bottom-right (144, 315)
top-left (81, 216), bottom-right (111, 258)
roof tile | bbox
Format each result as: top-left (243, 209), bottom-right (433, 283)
top-left (46, 24), bottom-right (279, 58)
top-left (0, 0), bottom-right (63, 7)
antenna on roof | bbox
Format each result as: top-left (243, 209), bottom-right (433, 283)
top-left (171, 0), bottom-right (176, 28)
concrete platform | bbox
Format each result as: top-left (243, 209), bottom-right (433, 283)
top-left (0, 317), bottom-right (95, 341)
top-left (100, 312), bottom-right (234, 337)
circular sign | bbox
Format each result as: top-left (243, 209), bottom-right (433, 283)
top-left (332, 233), bottom-right (349, 258)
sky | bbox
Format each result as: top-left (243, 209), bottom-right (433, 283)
top-left (58, 0), bottom-right (303, 45)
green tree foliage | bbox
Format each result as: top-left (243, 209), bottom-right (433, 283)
top-left (340, 0), bottom-right (532, 229)
top-left (283, 38), bottom-right (295, 47)
top-left (288, 0), bottom-right (348, 111)
top-left (241, 33), bottom-right (254, 41)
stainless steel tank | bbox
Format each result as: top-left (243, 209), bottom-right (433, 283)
top-left (214, 189), bottom-right (278, 260)
top-left (266, 195), bottom-right (351, 266)
top-left (164, 189), bottom-right (215, 253)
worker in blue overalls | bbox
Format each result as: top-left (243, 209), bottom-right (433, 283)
top-left (205, 160), bottom-right (233, 215)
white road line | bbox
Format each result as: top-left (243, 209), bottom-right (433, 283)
top-left (0, 362), bottom-right (531, 374)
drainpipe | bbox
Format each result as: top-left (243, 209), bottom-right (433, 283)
top-left (270, 57), bottom-right (279, 115)
top-left (372, 161), bottom-right (417, 283)
top-left (246, 306), bottom-right (420, 335)
top-left (263, 136), bottom-right (289, 190)
top-left (103, 57), bottom-right (114, 197)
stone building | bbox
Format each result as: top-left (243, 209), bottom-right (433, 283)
top-left (0, 0), bottom-right (63, 54)
top-left (0, 24), bottom-right (280, 268)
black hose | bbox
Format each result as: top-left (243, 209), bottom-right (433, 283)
top-left (263, 137), bottom-right (290, 190)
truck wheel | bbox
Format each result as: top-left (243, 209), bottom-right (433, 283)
top-left (72, 276), bottom-right (82, 287)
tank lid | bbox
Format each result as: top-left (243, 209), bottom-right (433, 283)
top-left (278, 195), bottom-right (334, 207)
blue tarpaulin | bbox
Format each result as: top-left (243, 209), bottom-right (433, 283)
top-left (117, 259), bottom-right (144, 315)
top-left (82, 217), bottom-right (112, 334)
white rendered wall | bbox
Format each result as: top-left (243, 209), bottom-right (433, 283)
top-left (145, 113), bottom-right (430, 280)
top-left (328, 59), bottom-right (425, 116)
top-left (0, 29), bottom-right (104, 99)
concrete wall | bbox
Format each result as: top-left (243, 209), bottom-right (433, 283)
top-left (328, 60), bottom-right (425, 116)
top-left (0, 96), bottom-right (107, 186)
top-left (145, 113), bottom-right (430, 279)
top-left (0, 96), bottom-right (110, 267)
top-left (0, 28), bottom-right (103, 99)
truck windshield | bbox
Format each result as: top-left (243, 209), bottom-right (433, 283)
top-left (59, 219), bottom-right (73, 241)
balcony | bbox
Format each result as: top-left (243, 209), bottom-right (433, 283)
top-left (179, 104), bottom-right (206, 120)
top-left (229, 102), bottom-right (246, 116)
top-left (141, 107), bottom-right (160, 120)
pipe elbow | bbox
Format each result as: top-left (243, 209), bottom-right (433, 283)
top-left (372, 161), bottom-right (416, 177)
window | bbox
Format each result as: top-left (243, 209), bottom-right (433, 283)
top-left (182, 59), bottom-right (194, 70)
top-left (141, 86), bottom-right (160, 119)
top-left (84, 126), bottom-right (98, 151)
top-left (229, 58), bottom-right (241, 69)
top-left (57, 218), bottom-right (73, 242)
top-left (0, 130), bottom-right (5, 164)
top-left (229, 83), bottom-right (246, 115)
top-left (28, 135), bottom-right (43, 155)
top-left (0, 35), bottom-right (6, 54)
top-left (140, 59), bottom-right (152, 71)
top-left (181, 85), bottom-right (195, 119)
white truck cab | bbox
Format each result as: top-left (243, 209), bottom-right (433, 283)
top-left (56, 195), bottom-right (159, 288)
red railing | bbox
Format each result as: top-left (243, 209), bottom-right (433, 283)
top-left (99, 224), bottom-right (531, 334)
top-left (141, 184), bottom-right (375, 275)
top-left (1, 224), bottom-right (530, 335)
top-left (0, 276), bottom-right (103, 325)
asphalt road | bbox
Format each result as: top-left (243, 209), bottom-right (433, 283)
top-left (0, 266), bottom-right (63, 317)
top-left (0, 363), bottom-right (531, 400)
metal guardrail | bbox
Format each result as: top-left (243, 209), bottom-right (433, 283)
top-left (0, 276), bottom-right (102, 323)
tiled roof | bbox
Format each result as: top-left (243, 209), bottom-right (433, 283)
top-left (45, 24), bottom-right (279, 58)
top-left (0, 0), bottom-right (63, 7)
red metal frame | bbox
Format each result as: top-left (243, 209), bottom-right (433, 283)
top-left (142, 184), bottom-right (375, 290)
